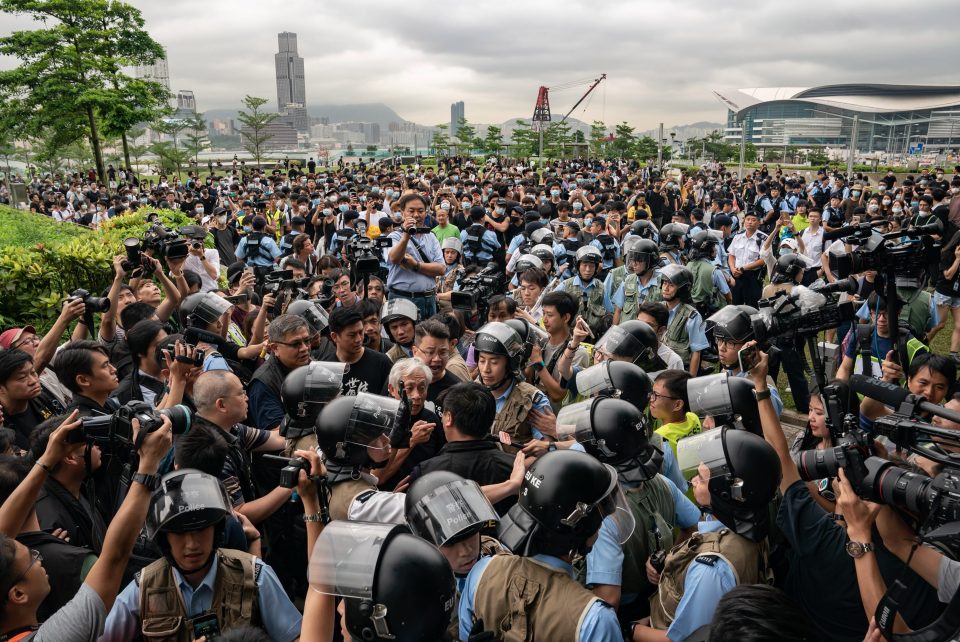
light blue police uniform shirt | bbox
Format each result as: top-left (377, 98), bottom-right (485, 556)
top-left (459, 554), bottom-right (623, 642)
top-left (584, 475), bottom-right (700, 591)
top-left (667, 305), bottom-right (709, 353)
top-left (102, 554), bottom-right (302, 642)
top-left (235, 235), bottom-right (281, 267)
top-left (553, 276), bottom-right (604, 314)
top-left (665, 519), bottom-right (738, 642)
top-left (856, 300), bottom-right (938, 330)
top-left (612, 272), bottom-right (663, 310)
top-left (660, 443), bottom-right (688, 492)
top-left (603, 270), bottom-right (623, 313)
top-left (385, 229), bottom-right (443, 292)
top-left (590, 238), bottom-right (621, 271)
top-left (709, 266), bottom-right (731, 295)
top-left (507, 234), bottom-right (526, 255)
top-left (459, 227), bottom-right (501, 264)
top-left (495, 382), bottom-right (550, 440)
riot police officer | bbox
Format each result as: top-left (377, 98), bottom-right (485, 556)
top-left (285, 298), bottom-right (336, 361)
top-left (279, 361), bottom-right (346, 453)
top-left (658, 223), bottom-right (687, 266)
top-left (459, 450), bottom-right (630, 641)
top-left (557, 245), bottom-right (609, 337)
top-left (687, 231), bottom-right (731, 318)
top-left (614, 238), bottom-right (664, 325)
top-left (381, 298), bottom-right (419, 363)
top-left (659, 265), bottom-right (709, 376)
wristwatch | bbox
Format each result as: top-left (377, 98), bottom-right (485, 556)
top-left (752, 388), bottom-right (771, 401)
top-left (131, 472), bottom-right (160, 491)
top-left (845, 540), bottom-right (875, 559)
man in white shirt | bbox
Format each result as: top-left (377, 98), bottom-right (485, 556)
top-left (182, 225), bottom-right (221, 293)
top-left (801, 210), bottom-right (825, 263)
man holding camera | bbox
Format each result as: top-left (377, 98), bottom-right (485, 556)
top-left (385, 193), bottom-right (446, 320)
top-left (180, 225), bottom-right (220, 293)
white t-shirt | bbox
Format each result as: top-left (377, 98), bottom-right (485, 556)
top-left (801, 226), bottom-right (825, 262)
top-left (184, 249), bottom-right (222, 293)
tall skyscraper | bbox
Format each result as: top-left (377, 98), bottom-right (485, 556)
top-left (450, 101), bottom-right (465, 138)
top-left (135, 51), bottom-right (171, 94)
top-left (275, 32), bottom-right (308, 132)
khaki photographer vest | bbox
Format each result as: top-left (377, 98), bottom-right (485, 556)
top-left (490, 381), bottom-right (539, 455)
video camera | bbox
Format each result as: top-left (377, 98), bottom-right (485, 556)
top-left (827, 220), bottom-right (942, 289)
top-left (67, 401), bottom-right (191, 449)
top-left (752, 286), bottom-right (854, 341)
top-left (262, 454), bottom-right (312, 489)
top-left (451, 262), bottom-right (506, 315)
top-left (121, 237), bottom-right (154, 275)
top-left (142, 224), bottom-right (189, 261)
top-left (345, 234), bottom-right (392, 275)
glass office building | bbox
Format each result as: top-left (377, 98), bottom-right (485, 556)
top-left (713, 85), bottom-right (960, 153)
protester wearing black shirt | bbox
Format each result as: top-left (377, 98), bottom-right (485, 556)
top-left (330, 307), bottom-right (392, 396)
top-left (0, 351), bottom-right (63, 449)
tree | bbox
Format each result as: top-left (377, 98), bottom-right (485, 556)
top-left (510, 120), bottom-right (538, 158)
top-left (807, 148), bottom-right (829, 166)
top-left (610, 122), bottom-right (637, 158)
top-left (0, 0), bottom-right (170, 187)
top-left (543, 122), bottom-right (574, 159)
top-left (152, 119), bottom-right (187, 177)
top-left (237, 95), bottom-right (277, 169)
top-left (634, 135), bottom-right (659, 161)
top-left (148, 140), bottom-right (188, 175)
top-left (481, 125), bottom-right (503, 156)
top-left (183, 112), bottom-right (209, 167)
top-left (589, 120), bottom-right (608, 157)
top-left (431, 124), bottom-right (450, 157)
top-left (455, 117), bottom-right (478, 154)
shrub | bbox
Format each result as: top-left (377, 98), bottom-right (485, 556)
top-left (0, 207), bottom-right (197, 333)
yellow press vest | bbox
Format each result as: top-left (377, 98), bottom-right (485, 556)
top-left (138, 549), bottom-right (259, 641)
top-left (655, 412), bottom-right (702, 459)
top-left (473, 555), bottom-right (602, 642)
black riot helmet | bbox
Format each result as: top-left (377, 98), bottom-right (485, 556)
top-left (556, 397), bottom-right (650, 466)
top-left (629, 219), bottom-right (657, 240)
top-left (178, 292), bottom-right (233, 329)
top-left (686, 372), bottom-right (762, 435)
top-left (626, 238), bottom-right (661, 274)
top-left (310, 522), bottom-right (457, 642)
top-left (772, 253), bottom-right (806, 284)
top-left (285, 299), bottom-right (330, 335)
top-left (405, 471), bottom-right (499, 547)
top-left (706, 305), bottom-right (759, 345)
top-left (659, 264), bottom-right (693, 300)
top-left (677, 427), bottom-right (781, 541)
top-left (594, 320), bottom-right (658, 366)
top-left (505, 318), bottom-right (548, 364)
top-left (497, 450), bottom-right (635, 558)
top-left (315, 393), bottom-right (402, 470)
top-left (689, 230), bottom-right (719, 258)
top-left (473, 321), bottom-right (525, 378)
top-left (280, 361), bottom-right (348, 431)
top-left (146, 470), bottom-right (231, 570)
top-left (659, 223), bottom-right (686, 250)
top-left (572, 360), bottom-right (652, 410)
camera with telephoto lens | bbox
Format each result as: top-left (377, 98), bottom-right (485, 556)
top-left (121, 238), bottom-right (155, 275)
top-left (68, 289), bottom-right (110, 313)
top-left (795, 430), bottom-right (873, 494)
top-left (67, 401), bottom-right (191, 447)
top-left (752, 288), bottom-right (853, 341)
top-left (451, 262), bottom-right (506, 313)
top-left (345, 235), bottom-right (393, 275)
top-left (828, 221), bottom-right (941, 289)
top-left (142, 224), bottom-right (188, 260)
top-left (858, 457), bottom-right (960, 532)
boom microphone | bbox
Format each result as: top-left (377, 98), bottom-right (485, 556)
top-left (849, 374), bottom-right (960, 425)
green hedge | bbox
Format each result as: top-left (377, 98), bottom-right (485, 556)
top-left (0, 207), bottom-right (196, 333)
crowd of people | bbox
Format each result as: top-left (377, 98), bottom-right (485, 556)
top-left (1, 156), bottom-right (960, 641)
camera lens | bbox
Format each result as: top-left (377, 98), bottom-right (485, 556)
top-left (867, 460), bottom-right (933, 516)
top-left (159, 404), bottom-right (192, 436)
top-left (795, 446), bottom-right (843, 481)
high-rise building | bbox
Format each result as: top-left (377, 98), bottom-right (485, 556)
top-left (135, 52), bottom-right (171, 93)
top-left (450, 101), bottom-right (465, 138)
top-left (172, 90), bottom-right (197, 120)
top-left (275, 32), bottom-right (308, 133)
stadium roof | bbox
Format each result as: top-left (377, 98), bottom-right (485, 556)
top-left (713, 84), bottom-right (960, 118)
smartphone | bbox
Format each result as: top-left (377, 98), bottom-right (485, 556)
top-left (738, 343), bottom-right (759, 373)
top-left (192, 613), bottom-right (220, 640)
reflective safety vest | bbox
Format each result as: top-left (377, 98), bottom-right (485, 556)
top-left (650, 528), bottom-right (766, 631)
top-left (138, 550), bottom-right (260, 642)
top-left (663, 303), bottom-right (698, 366)
top-left (654, 412), bottom-right (702, 459)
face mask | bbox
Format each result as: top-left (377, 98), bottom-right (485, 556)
top-left (952, 188), bottom-right (960, 194)
top-left (451, 176), bottom-right (459, 182)
top-left (937, 174), bottom-right (944, 179)
top-left (243, 225), bottom-right (252, 232)
top-left (892, 207), bottom-right (902, 215)
top-left (584, 218), bottom-right (593, 227)
top-left (882, 199), bottom-right (891, 206)
top-left (495, 207), bottom-right (505, 216)
top-left (299, 205), bottom-right (308, 213)
top-left (440, 201), bottom-right (450, 211)
top-left (218, 215), bottom-right (228, 225)
top-left (330, 195), bottom-right (339, 203)
top-left (323, 208), bottom-right (332, 216)
top-left (911, 201), bottom-right (920, 208)
top-left (371, 187), bottom-right (380, 194)
top-left (339, 204), bottom-right (349, 212)
top-left (385, 190), bottom-right (394, 199)
top-left (573, 202), bottom-right (583, 211)
top-left (867, 204), bottom-right (879, 212)
top-left (550, 189), bottom-right (560, 197)
top-left (360, 196), bottom-right (367, 202)
top-left (461, 201), bottom-right (470, 209)
top-left (851, 191), bottom-right (860, 198)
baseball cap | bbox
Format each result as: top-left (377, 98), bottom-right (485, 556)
top-left (0, 326), bottom-right (37, 350)
top-left (291, 216), bottom-right (307, 225)
top-left (226, 260), bottom-right (247, 285)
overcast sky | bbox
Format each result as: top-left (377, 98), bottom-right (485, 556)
top-left (1, 0), bottom-right (958, 130)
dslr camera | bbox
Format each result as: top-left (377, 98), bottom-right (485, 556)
top-left (67, 401), bottom-right (191, 448)
top-left (68, 289), bottom-right (110, 313)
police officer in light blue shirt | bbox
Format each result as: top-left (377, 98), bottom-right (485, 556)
top-left (460, 205), bottom-right (501, 266)
top-left (234, 215), bottom-right (281, 268)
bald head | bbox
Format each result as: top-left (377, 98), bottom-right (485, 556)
top-left (193, 370), bottom-right (243, 413)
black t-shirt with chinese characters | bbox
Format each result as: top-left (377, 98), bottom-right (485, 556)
top-left (427, 370), bottom-right (460, 406)
top-left (338, 348), bottom-right (393, 397)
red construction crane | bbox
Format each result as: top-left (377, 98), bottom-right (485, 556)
top-left (531, 74), bottom-right (606, 157)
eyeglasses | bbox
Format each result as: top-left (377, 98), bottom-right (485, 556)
top-left (11, 335), bottom-right (39, 349)
top-left (10, 549), bottom-right (42, 587)
top-left (649, 390), bottom-right (680, 402)
top-left (714, 337), bottom-right (745, 348)
top-left (274, 337), bottom-right (312, 349)
top-left (415, 347), bottom-right (450, 360)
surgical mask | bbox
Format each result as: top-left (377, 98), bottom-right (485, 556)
top-left (584, 218), bottom-right (593, 227)
top-left (195, 206), bottom-right (204, 214)
top-left (953, 187), bottom-right (960, 194)
top-left (440, 201), bottom-right (450, 211)
top-left (867, 204), bottom-right (879, 212)
top-left (573, 202), bottom-right (583, 210)
top-left (360, 195), bottom-right (367, 202)
top-left (243, 225), bottom-right (252, 232)
top-left (550, 189), bottom-right (560, 197)
top-left (882, 199), bottom-right (891, 206)
top-left (540, 195), bottom-right (547, 202)
top-left (911, 201), bottom-right (920, 208)
top-left (217, 214), bottom-right (228, 225)
top-left (330, 195), bottom-right (339, 203)
top-left (851, 191), bottom-right (860, 198)
top-left (385, 190), bottom-right (394, 198)
top-left (495, 207), bottom-right (505, 216)
top-left (339, 204), bottom-right (349, 212)
top-left (461, 200), bottom-right (470, 209)
top-left (892, 207), bottom-right (903, 215)
top-left (323, 208), bottom-right (332, 216)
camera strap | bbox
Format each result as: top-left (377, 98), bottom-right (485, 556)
top-left (407, 233), bottom-right (431, 264)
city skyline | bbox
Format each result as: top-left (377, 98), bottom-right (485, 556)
top-left (2, 0), bottom-right (958, 131)
top-left (274, 31), bottom-right (308, 132)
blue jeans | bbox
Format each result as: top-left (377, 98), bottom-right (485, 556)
top-left (389, 291), bottom-right (437, 320)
